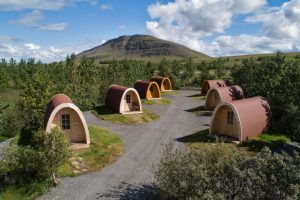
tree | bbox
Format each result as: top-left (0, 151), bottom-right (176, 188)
top-left (155, 142), bottom-right (300, 200)
top-left (18, 66), bottom-right (54, 130)
top-left (0, 64), bottom-right (9, 92)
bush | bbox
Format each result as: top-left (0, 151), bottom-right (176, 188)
top-left (2, 128), bottom-right (70, 183)
top-left (155, 142), bottom-right (300, 200)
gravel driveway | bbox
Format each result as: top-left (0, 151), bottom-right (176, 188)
top-left (40, 90), bottom-right (210, 200)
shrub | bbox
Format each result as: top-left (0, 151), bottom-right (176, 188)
top-left (155, 142), bottom-right (300, 200)
top-left (3, 128), bottom-right (70, 183)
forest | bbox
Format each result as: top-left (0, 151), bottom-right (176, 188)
top-left (0, 52), bottom-right (299, 141)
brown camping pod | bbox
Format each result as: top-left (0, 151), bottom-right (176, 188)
top-left (210, 96), bottom-right (271, 142)
top-left (105, 85), bottom-right (142, 114)
top-left (205, 85), bottom-right (244, 108)
top-left (150, 76), bottom-right (172, 91)
top-left (134, 80), bottom-right (161, 99)
top-left (44, 94), bottom-right (90, 145)
top-left (201, 80), bottom-right (230, 95)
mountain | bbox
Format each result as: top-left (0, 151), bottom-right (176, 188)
top-left (77, 34), bottom-right (211, 61)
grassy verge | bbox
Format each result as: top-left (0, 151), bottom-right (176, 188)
top-left (141, 98), bottom-right (171, 105)
top-left (178, 129), bottom-right (290, 153)
top-left (161, 90), bottom-right (178, 96)
top-left (184, 105), bottom-right (212, 116)
top-left (92, 106), bottom-right (160, 124)
top-left (238, 130), bottom-right (290, 151)
top-left (58, 124), bottom-right (124, 176)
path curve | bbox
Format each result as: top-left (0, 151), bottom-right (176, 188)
top-left (40, 90), bottom-right (210, 200)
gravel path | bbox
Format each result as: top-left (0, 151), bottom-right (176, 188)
top-left (40, 90), bottom-right (210, 200)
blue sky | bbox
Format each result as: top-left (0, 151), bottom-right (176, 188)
top-left (0, 0), bottom-right (298, 61)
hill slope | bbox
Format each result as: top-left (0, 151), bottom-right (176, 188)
top-left (77, 34), bottom-right (210, 61)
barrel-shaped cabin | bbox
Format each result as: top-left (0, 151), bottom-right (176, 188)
top-left (201, 80), bottom-right (230, 95)
top-left (210, 96), bottom-right (271, 141)
top-left (105, 85), bottom-right (142, 114)
top-left (44, 94), bottom-right (90, 145)
top-left (150, 76), bottom-right (172, 91)
top-left (134, 80), bottom-right (161, 99)
top-left (205, 85), bottom-right (244, 108)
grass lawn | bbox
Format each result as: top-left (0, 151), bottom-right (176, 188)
top-left (141, 98), bottom-right (171, 105)
top-left (92, 105), bottom-right (160, 124)
top-left (58, 124), bottom-right (124, 176)
top-left (184, 105), bottom-right (213, 116)
top-left (178, 129), bottom-right (290, 153)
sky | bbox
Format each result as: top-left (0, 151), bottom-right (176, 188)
top-left (0, 0), bottom-right (299, 62)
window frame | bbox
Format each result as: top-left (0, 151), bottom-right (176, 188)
top-left (126, 94), bottom-right (131, 103)
top-left (226, 111), bottom-right (234, 125)
top-left (61, 114), bottom-right (71, 130)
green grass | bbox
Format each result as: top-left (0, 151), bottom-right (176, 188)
top-left (141, 98), bottom-right (171, 105)
top-left (92, 106), bottom-right (160, 124)
top-left (0, 180), bottom-right (53, 200)
top-left (161, 90), bottom-right (178, 96)
top-left (239, 130), bottom-right (290, 152)
top-left (178, 129), bottom-right (290, 153)
top-left (58, 124), bottom-right (124, 176)
top-left (0, 135), bottom-right (9, 142)
top-left (184, 105), bottom-right (213, 116)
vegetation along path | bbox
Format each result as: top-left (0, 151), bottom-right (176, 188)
top-left (40, 90), bottom-right (210, 200)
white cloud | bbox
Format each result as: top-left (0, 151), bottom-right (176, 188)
top-left (100, 4), bottom-right (112, 11)
top-left (246, 0), bottom-right (300, 40)
top-left (146, 0), bottom-right (300, 56)
top-left (0, 36), bottom-right (106, 62)
top-left (208, 35), bottom-right (295, 57)
top-left (0, 0), bottom-right (70, 11)
top-left (39, 23), bottom-right (67, 31)
top-left (10, 10), bottom-right (67, 31)
top-left (118, 25), bottom-right (126, 30)
top-left (24, 43), bottom-right (41, 50)
top-left (147, 0), bottom-right (266, 38)
top-left (89, 0), bottom-right (97, 6)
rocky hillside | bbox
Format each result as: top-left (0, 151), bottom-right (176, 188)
top-left (77, 34), bottom-right (210, 61)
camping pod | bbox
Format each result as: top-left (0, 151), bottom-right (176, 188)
top-left (134, 80), bottom-right (161, 99)
top-left (209, 96), bottom-right (271, 142)
top-left (105, 85), bottom-right (142, 114)
top-left (201, 80), bottom-right (230, 95)
top-left (44, 94), bottom-right (90, 145)
top-left (205, 85), bottom-right (244, 108)
top-left (150, 76), bottom-right (172, 91)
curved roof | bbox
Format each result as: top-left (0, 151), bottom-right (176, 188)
top-left (207, 85), bottom-right (244, 103)
top-left (210, 96), bottom-right (271, 141)
top-left (134, 80), bottom-right (160, 99)
top-left (105, 85), bottom-right (128, 112)
top-left (202, 80), bottom-right (230, 94)
top-left (44, 94), bottom-right (73, 127)
top-left (150, 76), bottom-right (171, 90)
